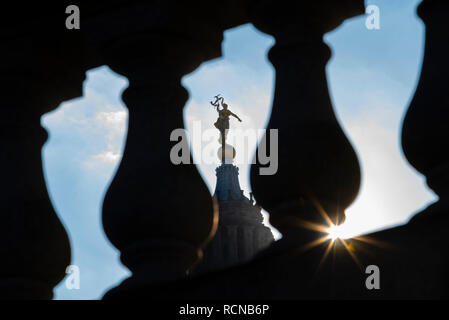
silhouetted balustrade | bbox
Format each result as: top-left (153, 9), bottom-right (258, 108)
top-left (249, 0), bottom-right (363, 247)
top-left (4, 0), bottom-right (447, 300)
top-left (98, 2), bottom-right (248, 298)
top-left (0, 5), bottom-right (85, 299)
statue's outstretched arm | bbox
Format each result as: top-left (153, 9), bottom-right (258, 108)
top-left (231, 112), bottom-right (242, 122)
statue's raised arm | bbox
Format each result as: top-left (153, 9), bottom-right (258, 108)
top-left (210, 94), bottom-right (223, 110)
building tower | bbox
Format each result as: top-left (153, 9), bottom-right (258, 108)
top-left (193, 143), bottom-right (274, 274)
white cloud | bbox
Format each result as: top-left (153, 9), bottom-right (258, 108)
top-left (42, 69), bottom-right (128, 178)
top-left (83, 151), bottom-right (122, 176)
top-left (93, 110), bottom-right (128, 155)
top-left (95, 110), bottom-right (127, 132)
top-left (334, 110), bottom-right (436, 238)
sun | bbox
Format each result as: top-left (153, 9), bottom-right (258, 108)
top-left (326, 224), bottom-right (352, 240)
top-left (326, 224), bottom-right (340, 240)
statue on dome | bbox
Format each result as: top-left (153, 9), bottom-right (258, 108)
top-left (210, 94), bottom-right (242, 146)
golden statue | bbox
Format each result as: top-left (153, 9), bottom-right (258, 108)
top-left (211, 95), bottom-right (242, 146)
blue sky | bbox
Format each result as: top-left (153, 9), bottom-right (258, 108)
top-left (42, 0), bottom-right (434, 299)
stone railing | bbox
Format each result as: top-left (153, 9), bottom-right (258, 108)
top-left (1, 0), bottom-right (447, 299)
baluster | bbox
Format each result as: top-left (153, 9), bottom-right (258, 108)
top-left (327, 1), bottom-right (449, 298)
top-left (97, 3), bottom-right (238, 297)
top-left (0, 6), bottom-right (85, 299)
top-left (398, 0), bottom-right (449, 297)
top-left (402, 0), bottom-right (449, 213)
top-left (249, 1), bottom-right (364, 245)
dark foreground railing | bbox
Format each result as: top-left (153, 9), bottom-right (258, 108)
top-left (0, 0), bottom-right (448, 299)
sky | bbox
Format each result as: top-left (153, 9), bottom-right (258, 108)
top-left (41, 0), bottom-right (434, 299)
